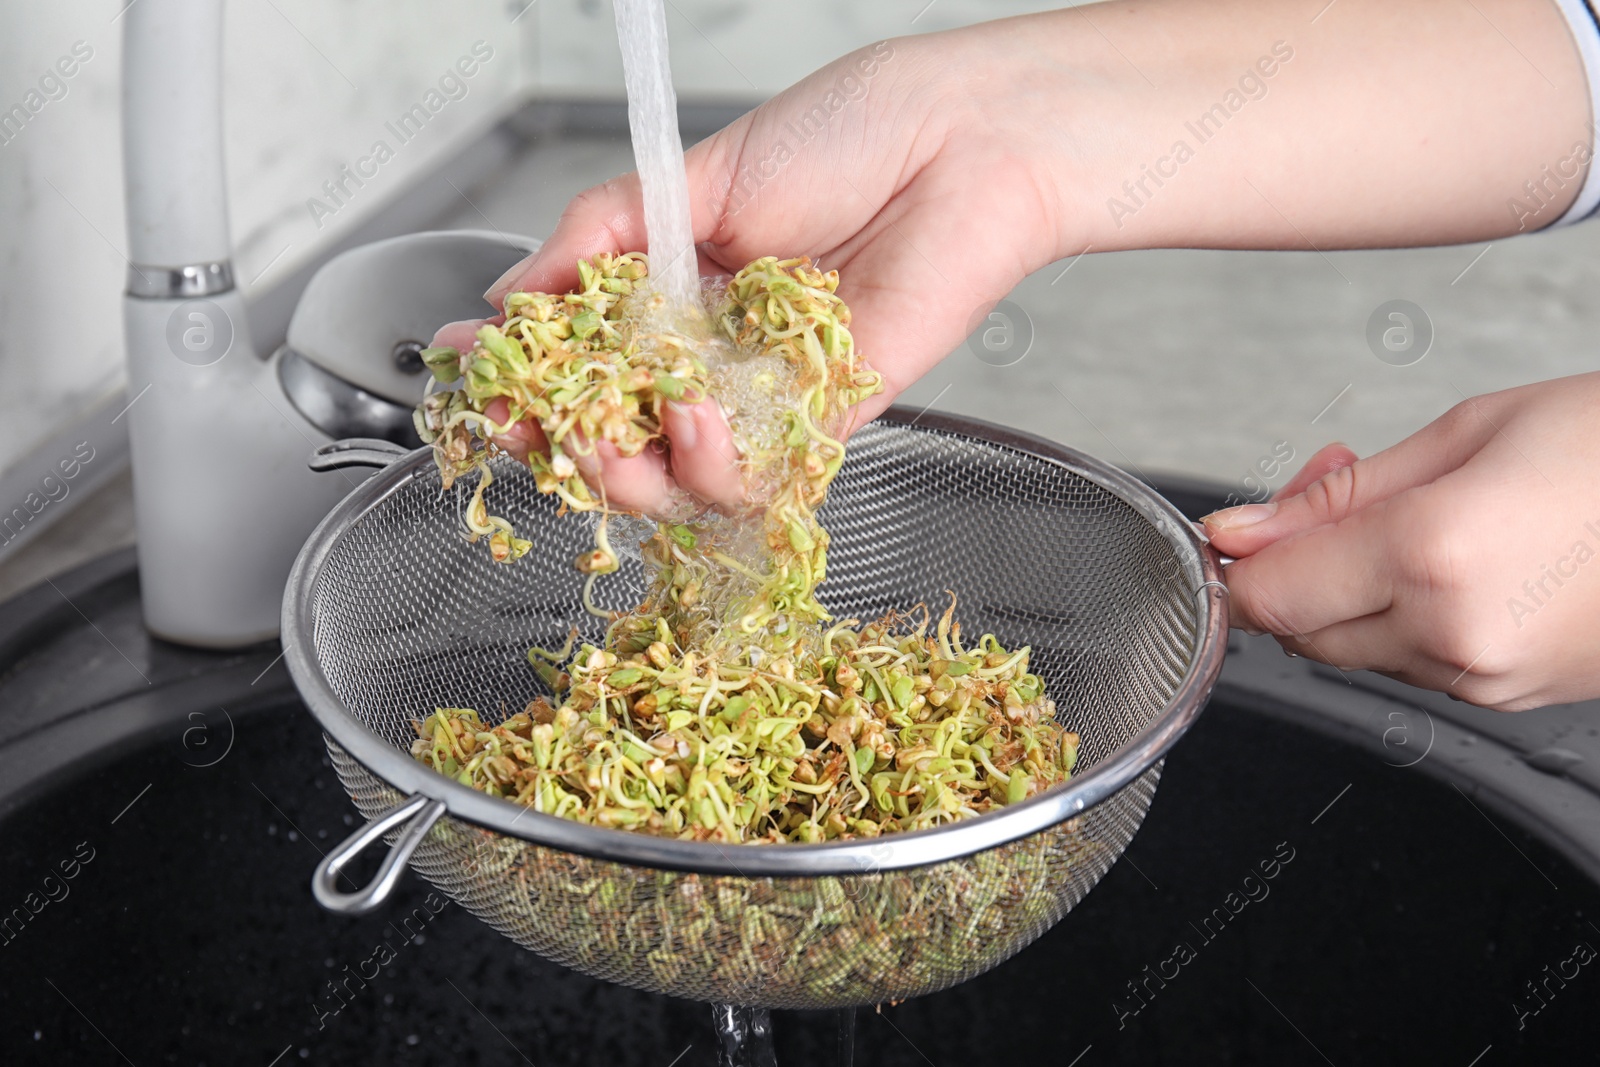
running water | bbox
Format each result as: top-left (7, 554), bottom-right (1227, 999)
top-left (607, 0), bottom-right (814, 661)
top-left (612, 0), bottom-right (699, 309)
top-left (608, 0), bottom-right (802, 519)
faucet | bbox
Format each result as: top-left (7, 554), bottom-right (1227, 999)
top-left (121, 0), bottom-right (535, 647)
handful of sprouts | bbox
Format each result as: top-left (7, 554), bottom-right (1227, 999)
top-left (410, 253), bottom-right (1080, 843)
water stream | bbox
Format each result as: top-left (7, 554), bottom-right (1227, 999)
top-left (609, 6), bottom-right (796, 1060)
top-left (611, 0), bottom-right (699, 308)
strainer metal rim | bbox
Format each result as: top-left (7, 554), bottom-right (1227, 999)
top-left (282, 406), bottom-right (1228, 876)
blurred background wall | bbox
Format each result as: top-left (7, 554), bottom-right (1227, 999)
top-left (0, 0), bottom-right (1061, 548)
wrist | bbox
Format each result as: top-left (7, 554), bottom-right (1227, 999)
top-left (930, 7), bottom-right (1171, 265)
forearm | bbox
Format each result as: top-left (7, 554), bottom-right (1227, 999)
top-left (952, 0), bottom-right (1593, 256)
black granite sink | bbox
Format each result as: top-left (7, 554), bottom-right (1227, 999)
top-left (2, 681), bottom-right (1596, 1065)
top-left (5, 475), bottom-right (1599, 1066)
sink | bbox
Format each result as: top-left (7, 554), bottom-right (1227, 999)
top-left (4, 492), bottom-right (1598, 1064)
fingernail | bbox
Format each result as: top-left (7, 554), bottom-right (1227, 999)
top-left (1202, 501), bottom-right (1277, 530)
top-left (667, 402), bottom-right (698, 450)
top-left (484, 257), bottom-right (536, 305)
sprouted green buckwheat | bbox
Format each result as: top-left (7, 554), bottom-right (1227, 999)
top-left (410, 253), bottom-right (1079, 843)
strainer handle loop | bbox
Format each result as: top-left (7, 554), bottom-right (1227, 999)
top-left (312, 793), bottom-right (446, 915)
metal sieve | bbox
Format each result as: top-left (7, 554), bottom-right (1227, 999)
top-left (282, 407), bottom-right (1227, 1016)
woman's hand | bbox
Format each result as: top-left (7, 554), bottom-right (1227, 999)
top-left (1203, 373), bottom-right (1600, 712)
top-left (434, 28), bottom-right (1077, 515)
top-left (436, 0), bottom-right (1588, 529)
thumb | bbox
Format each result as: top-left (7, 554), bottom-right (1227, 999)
top-left (1202, 409), bottom-right (1494, 556)
top-left (483, 174), bottom-right (650, 306)
top-left (1198, 442), bottom-right (1355, 558)
top-left (483, 129), bottom-right (748, 308)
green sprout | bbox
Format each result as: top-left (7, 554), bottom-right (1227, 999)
top-left (409, 253), bottom-right (1079, 844)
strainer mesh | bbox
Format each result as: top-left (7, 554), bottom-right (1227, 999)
top-left (307, 419), bottom-right (1200, 1007)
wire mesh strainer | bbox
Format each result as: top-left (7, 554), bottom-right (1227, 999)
top-left (282, 407), bottom-right (1227, 1012)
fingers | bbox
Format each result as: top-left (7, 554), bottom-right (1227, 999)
top-left (1222, 500), bottom-right (1398, 638)
top-left (586, 401), bottom-right (748, 516)
top-left (573, 438), bottom-right (681, 517)
top-left (1273, 614), bottom-right (1408, 676)
top-left (1274, 610), bottom-right (1512, 709)
top-left (1197, 442), bottom-right (1356, 563)
top-left (484, 175), bottom-right (651, 307)
top-left (469, 393), bottom-right (746, 516)
top-left (432, 315), bottom-right (501, 352)
top-left (1203, 405), bottom-right (1497, 557)
top-left (482, 397), bottom-right (548, 464)
top-left (662, 400), bottom-right (746, 508)
top-left (482, 126), bottom-right (748, 308)
top-left (1271, 442), bottom-right (1358, 501)
top-left (467, 397), bottom-right (744, 518)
